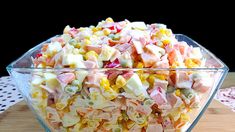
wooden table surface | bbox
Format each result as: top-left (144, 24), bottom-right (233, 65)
top-left (0, 73), bottom-right (234, 132)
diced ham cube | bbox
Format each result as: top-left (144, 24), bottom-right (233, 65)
top-left (193, 78), bottom-right (213, 93)
top-left (150, 87), bottom-right (167, 106)
top-left (115, 43), bottom-right (132, 52)
top-left (154, 78), bottom-right (168, 90)
top-left (57, 73), bottom-right (75, 85)
top-left (122, 71), bottom-right (134, 80)
top-left (132, 40), bottom-right (143, 54)
top-left (85, 45), bottom-right (102, 54)
top-left (168, 49), bottom-right (183, 65)
top-left (84, 60), bottom-right (97, 68)
top-left (174, 71), bottom-right (193, 89)
top-left (166, 93), bottom-right (183, 108)
top-left (86, 73), bottom-right (106, 88)
top-left (141, 52), bottom-right (160, 67)
top-left (146, 124), bottom-right (163, 132)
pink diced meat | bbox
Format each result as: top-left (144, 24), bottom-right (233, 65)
top-left (193, 78), bottom-right (213, 93)
top-left (150, 87), bottom-right (167, 106)
top-left (57, 73), bottom-right (75, 85)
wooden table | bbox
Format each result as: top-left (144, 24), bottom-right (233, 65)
top-left (0, 73), bottom-right (234, 132)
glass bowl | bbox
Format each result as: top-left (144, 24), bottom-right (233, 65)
top-left (6, 34), bottom-right (228, 132)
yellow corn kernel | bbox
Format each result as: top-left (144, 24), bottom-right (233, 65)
top-left (185, 59), bottom-right (197, 68)
top-left (84, 36), bottom-right (90, 40)
top-left (100, 77), bottom-right (111, 91)
top-left (162, 39), bottom-right (170, 46)
top-left (41, 90), bottom-right (48, 99)
top-left (180, 113), bottom-right (190, 122)
top-left (139, 120), bottom-right (148, 127)
top-left (103, 28), bottom-right (111, 36)
top-left (175, 89), bottom-right (181, 96)
top-left (111, 85), bottom-right (119, 92)
top-left (126, 120), bottom-right (135, 129)
top-left (155, 74), bottom-right (166, 80)
top-left (85, 51), bottom-right (98, 60)
top-left (32, 92), bottom-right (39, 98)
top-left (188, 108), bottom-right (192, 112)
top-left (78, 48), bottom-right (86, 55)
top-left (159, 28), bottom-right (166, 34)
top-left (106, 17), bottom-right (114, 23)
top-left (84, 39), bottom-right (91, 45)
top-left (115, 75), bottom-right (126, 88)
top-left (123, 129), bottom-right (129, 132)
top-left (171, 61), bottom-right (180, 68)
top-left (92, 27), bottom-right (102, 32)
top-left (136, 62), bottom-right (144, 68)
top-left (74, 42), bottom-right (81, 49)
top-left (165, 29), bottom-right (172, 36)
top-left (56, 103), bottom-right (65, 110)
top-left (148, 74), bottom-right (156, 85)
top-left (139, 73), bottom-right (149, 82)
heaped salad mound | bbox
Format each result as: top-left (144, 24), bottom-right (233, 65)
top-left (31, 18), bottom-right (215, 132)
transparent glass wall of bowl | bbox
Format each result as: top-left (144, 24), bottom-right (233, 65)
top-left (6, 34), bottom-right (228, 132)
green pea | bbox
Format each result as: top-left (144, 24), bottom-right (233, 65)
top-left (181, 89), bottom-right (195, 99)
top-left (144, 99), bottom-right (154, 106)
top-left (167, 86), bottom-right (176, 93)
top-left (71, 80), bottom-right (80, 86)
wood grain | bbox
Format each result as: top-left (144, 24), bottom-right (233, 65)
top-left (0, 73), bottom-right (234, 132)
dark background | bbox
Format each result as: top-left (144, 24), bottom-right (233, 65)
top-left (1, 2), bottom-right (234, 76)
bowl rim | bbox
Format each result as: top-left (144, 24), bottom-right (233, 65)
top-left (6, 34), bottom-right (229, 72)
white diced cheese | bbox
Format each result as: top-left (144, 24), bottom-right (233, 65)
top-left (146, 44), bottom-right (165, 57)
top-left (75, 70), bottom-right (88, 87)
top-left (119, 51), bottom-right (133, 68)
top-left (189, 47), bottom-right (202, 59)
top-left (131, 22), bottom-right (147, 30)
top-left (43, 73), bottom-right (59, 89)
top-left (132, 40), bottom-right (143, 54)
top-left (62, 113), bottom-right (80, 127)
top-left (31, 75), bottom-right (44, 86)
top-left (47, 41), bottom-right (62, 55)
top-left (62, 54), bottom-right (85, 68)
top-left (124, 73), bottom-right (148, 97)
top-left (99, 45), bottom-right (116, 61)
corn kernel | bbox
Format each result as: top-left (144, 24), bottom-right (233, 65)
top-left (115, 75), bottom-right (126, 88)
top-left (103, 28), bottom-right (111, 36)
top-left (111, 85), bottom-right (119, 92)
top-left (185, 59), bottom-right (198, 68)
top-left (92, 27), bottom-right (102, 32)
top-left (41, 90), bottom-right (48, 99)
top-left (32, 92), bottom-right (39, 98)
top-left (84, 39), bottom-right (91, 45)
top-left (148, 74), bottom-right (156, 85)
top-left (159, 28), bottom-right (166, 34)
top-left (139, 120), bottom-right (148, 127)
top-left (85, 51), bottom-right (98, 60)
top-left (180, 113), bottom-right (190, 122)
top-left (139, 73), bottom-right (149, 82)
top-left (100, 77), bottom-right (110, 91)
top-left (78, 48), bottom-right (86, 55)
top-left (56, 103), bottom-right (65, 110)
top-left (175, 89), bottom-right (181, 96)
top-left (171, 61), bottom-right (180, 68)
top-left (106, 17), bottom-right (114, 23)
top-left (155, 74), bottom-right (166, 80)
top-left (75, 42), bottom-right (81, 48)
top-left (165, 29), bottom-right (172, 36)
top-left (162, 39), bottom-right (170, 46)
top-left (136, 62), bottom-right (144, 68)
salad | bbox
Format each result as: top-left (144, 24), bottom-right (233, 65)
top-left (30, 18), bottom-right (215, 132)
